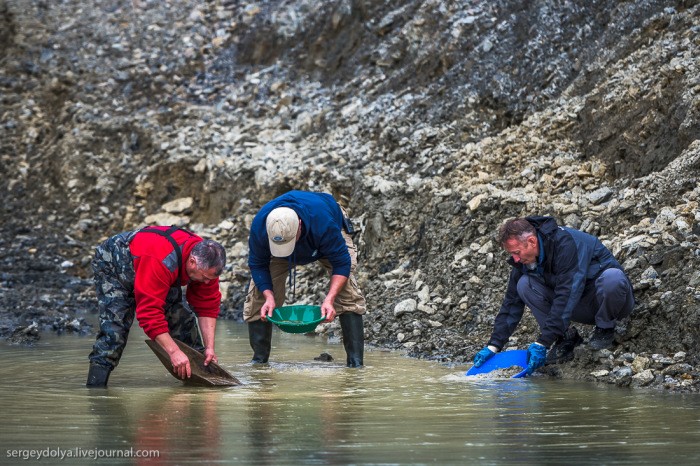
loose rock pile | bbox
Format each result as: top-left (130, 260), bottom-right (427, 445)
top-left (1, 0), bottom-right (699, 392)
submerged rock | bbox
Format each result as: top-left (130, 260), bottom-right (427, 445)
top-left (8, 322), bottom-right (39, 345)
top-left (314, 352), bottom-right (334, 362)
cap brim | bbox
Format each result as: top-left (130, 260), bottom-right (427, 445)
top-left (269, 238), bottom-right (295, 257)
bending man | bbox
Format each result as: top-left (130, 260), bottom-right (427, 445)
top-left (86, 225), bottom-right (226, 387)
top-left (245, 190), bottom-right (366, 367)
top-left (473, 216), bottom-right (634, 376)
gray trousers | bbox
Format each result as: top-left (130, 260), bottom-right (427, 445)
top-left (516, 268), bottom-right (634, 330)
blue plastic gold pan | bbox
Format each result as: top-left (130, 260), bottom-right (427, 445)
top-left (465, 350), bottom-right (529, 379)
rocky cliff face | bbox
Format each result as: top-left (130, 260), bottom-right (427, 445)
top-left (1, 0), bottom-right (699, 391)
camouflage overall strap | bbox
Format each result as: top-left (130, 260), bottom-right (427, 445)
top-left (139, 225), bottom-right (194, 295)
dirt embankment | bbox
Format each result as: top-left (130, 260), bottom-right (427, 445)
top-left (1, 0), bottom-right (699, 392)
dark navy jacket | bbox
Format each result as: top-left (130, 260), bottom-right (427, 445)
top-left (248, 191), bottom-right (351, 293)
top-left (487, 216), bottom-right (626, 349)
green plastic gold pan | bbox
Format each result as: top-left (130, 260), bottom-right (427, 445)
top-left (267, 305), bottom-right (325, 334)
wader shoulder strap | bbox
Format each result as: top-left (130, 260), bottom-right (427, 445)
top-left (139, 226), bottom-right (194, 291)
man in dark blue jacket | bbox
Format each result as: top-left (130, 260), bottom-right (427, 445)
top-left (473, 216), bottom-right (634, 375)
top-left (244, 190), bottom-right (366, 367)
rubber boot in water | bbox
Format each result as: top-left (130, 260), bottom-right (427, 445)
top-left (86, 363), bottom-right (111, 388)
top-left (248, 319), bottom-right (272, 363)
top-left (339, 312), bottom-right (364, 368)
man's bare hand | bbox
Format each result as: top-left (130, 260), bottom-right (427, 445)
top-left (321, 300), bottom-right (337, 322)
top-left (203, 348), bottom-right (218, 366)
top-left (169, 348), bottom-right (191, 379)
top-left (260, 295), bottom-right (277, 320)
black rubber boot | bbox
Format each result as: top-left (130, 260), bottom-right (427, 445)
top-left (588, 326), bottom-right (615, 350)
top-left (86, 363), bottom-right (111, 388)
top-left (339, 312), bottom-right (364, 368)
top-left (545, 326), bottom-right (583, 365)
top-left (248, 319), bottom-right (273, 363)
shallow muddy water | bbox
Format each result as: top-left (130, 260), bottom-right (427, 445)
top-left (1, 319), bottom-right (699, 465)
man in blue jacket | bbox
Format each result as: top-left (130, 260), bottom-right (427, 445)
top-left (472, 216), bottom-right (634, 375)
top-left (244, 190), bottom-right (366, 367)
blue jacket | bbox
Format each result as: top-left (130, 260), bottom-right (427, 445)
top-left (487, 216), bottom-right (627, 348)
top-left (248, 191), bottom-right (351, 293)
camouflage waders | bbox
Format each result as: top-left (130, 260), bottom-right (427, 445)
top-left (87, 231), bottom-right (204, 373)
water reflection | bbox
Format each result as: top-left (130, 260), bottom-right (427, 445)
top-left (241, 364), bottom-right (367, 465)
top-left (1, 321), bottom-right (699, 465)
top-left (86, 391), bottom-right (132, 451)
top-left (137, 391), bottom-right (222, 465)
top-left (86, 388), bottom-right (226, 465)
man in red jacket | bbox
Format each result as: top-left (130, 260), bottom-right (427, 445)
top-left (86, 226), bottom-right (227, 387)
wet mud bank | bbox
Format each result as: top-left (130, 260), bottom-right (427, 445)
top-left (0, 225), bottom-right (93, 344)
top-left (2, 0), bottom-right (700, 392)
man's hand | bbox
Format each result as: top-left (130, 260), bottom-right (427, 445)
top-left (260, 293), bottom-right (277, 321)
top-left (203, 347), bottom-right (218, 366)
top-left (155, 333), bottom-right (191, 379)
top-left (321, 274), bottom-right (346, 322)
top-left (198, 316), bottom-right (218, 367)
top-left (526, 342), bottom-right (547, 375)
top-left (473, 345), bottom-right (498, 368)
top-left (321, 298), bottom-right (337, 322)
top-left (169, 348), bottom-right (192, 380)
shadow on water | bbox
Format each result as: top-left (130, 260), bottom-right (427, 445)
top-left (1, 319), bottom-right (700, 465)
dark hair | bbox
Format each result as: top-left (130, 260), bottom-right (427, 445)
top-left (191, 239), bottom-right (227, 275)
top-left (497, 218), bottom-right (536, 246)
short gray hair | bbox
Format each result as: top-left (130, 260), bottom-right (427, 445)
top-left (497, 218), bottom-right (536, 246)
top-left (191, 239), bottom-right (227, 275)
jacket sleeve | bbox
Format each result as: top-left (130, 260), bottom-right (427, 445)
top-left (186, 279), bottom-right (221, 318)
top-left (134, 255), bottom-right (173, 339)
top-left (488, 267), bottom-right (526, 350)
top-left (248, 232), bottom-right (274, 293)
top-left (536, 233), bottom-right (588, 347)
top-left (318, 227), bottom-right (351, 277)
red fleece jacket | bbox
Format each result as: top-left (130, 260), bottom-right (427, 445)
top-left (129, 227), bottom-right (221, 339)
